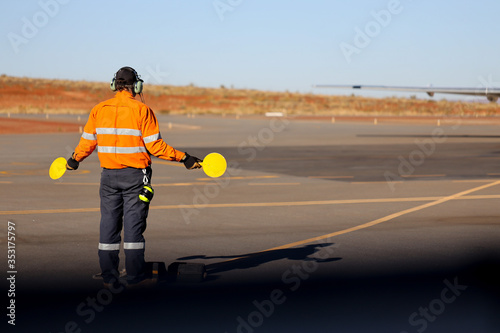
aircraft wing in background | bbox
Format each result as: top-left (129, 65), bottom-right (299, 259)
top-left (313, 84), bottom-right (500, 102)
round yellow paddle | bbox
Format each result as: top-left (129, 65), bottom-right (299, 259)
top-left (200, 153), bottom-right (227, 178)
top-left (49, 157), bottom-right (67, 180)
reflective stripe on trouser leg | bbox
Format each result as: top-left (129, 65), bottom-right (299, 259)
top-left (124, 242), bottom-right (145, 250)
top-left (99, 243), bottom-right (121, 250)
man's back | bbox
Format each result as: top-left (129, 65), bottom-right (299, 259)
top-left (75, 90), bottom-right (184, 169)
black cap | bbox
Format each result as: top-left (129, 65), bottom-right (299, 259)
top-left (115, 67), bottom-right (138, 84)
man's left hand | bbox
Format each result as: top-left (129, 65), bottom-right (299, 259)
top-left (182, 153), bottom-right (202, 170)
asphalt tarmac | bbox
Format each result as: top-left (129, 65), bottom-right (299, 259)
top-left (1, 114), bottom-right (499, 332)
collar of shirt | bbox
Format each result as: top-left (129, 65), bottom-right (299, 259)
top-left (115, 90), bottom-right (135, 100)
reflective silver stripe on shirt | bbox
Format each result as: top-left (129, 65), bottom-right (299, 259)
top-left (96, 128), bottom-right (142, 136)
top-left (98, 243), bottom-right (120, 251)
top-left (98, 146), bottom-right (148, 154)
top-left (81, 132), bottom-right (97, 140)
top-left (123, 242), bottom-right (145, 250)
top-left (143, 132), bottom-right (161, 144)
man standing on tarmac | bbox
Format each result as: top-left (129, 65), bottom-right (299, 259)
top-left (66, 66), bottom-right (202, 288)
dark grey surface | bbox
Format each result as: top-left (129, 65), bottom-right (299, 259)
top-left (1, 114), bottom-right (499, 332)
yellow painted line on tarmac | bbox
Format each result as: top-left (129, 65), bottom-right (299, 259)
top-left (56, 182), bottom-right (214, 187)
top-left (242, 180), bottom-right (500, 256)
top-left (56, 183), bottom-right (100, 186)
top-left (1, 169), bottom-right (90, 176)
top-left (459, 194), bottom-right (500, 200)
top-left (0, 197), bottom-right (433, 216)
top-left (0, 181), bottom-right (12, 184)
top-left (231, 156), bottom-right (335, 162)
top-left (155, 182), bottom-right (215, 187)
top-left (487, 173), bottom-right (500, 176)
top-left (351, 181), bottom-right (404, 185)
top-left (2, 191), bottom-right (499, 216)
top-left (197, 175), bottom-right (278, 181)
top-left (452, 180), bottom-right (495, 183)
top-left (248, 183), bottom-right (300, 186)
top-left (167, 197), bottom-right (441, 210)
top-left (0, 207), bottom-right (100, 216)
top-left (308, 176), bottom-right (354, 179)
top-left (401, 174), bottom-right (446, 178)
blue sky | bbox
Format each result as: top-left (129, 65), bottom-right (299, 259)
top-left (2, 0), bottom-right (500, 100)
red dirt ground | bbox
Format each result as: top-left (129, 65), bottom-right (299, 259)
top-left (0, 118), bottom-right (80, 134)
top-left (2, 75), bottom-right (500, 129)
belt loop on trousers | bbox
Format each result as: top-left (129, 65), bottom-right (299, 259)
top-left (142, 168), bottom-right (149, 185)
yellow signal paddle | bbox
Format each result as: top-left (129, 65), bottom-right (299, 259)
top-left (200, 153), bottom-right (227, 178)
top-left (49, 157), bottom-right (67, 180)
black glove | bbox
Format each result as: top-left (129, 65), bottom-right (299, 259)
top-left (66, 153), bottom-right (79, 170)
top-left (182, 153), bottom-right (202, 170)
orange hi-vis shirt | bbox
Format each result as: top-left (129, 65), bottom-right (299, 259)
top-left (73, 90), bottom-right (186, 169)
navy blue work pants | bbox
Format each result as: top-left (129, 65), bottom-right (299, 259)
top-left (98, 167), bottom-right (152, 284)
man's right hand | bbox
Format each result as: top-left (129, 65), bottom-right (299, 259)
top-left (66, 153), bottom-right (79, 170)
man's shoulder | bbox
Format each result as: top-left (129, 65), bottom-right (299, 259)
top-left (93, 96), bottom-right (118, 109)
top-left (133, 98), bottom-right (149, 109)
top-left (133, 100), bottom-right (155, 116)
top-left (119, 93), bottom-right (150, 110)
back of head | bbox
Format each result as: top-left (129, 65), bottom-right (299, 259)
top-left (110, 67), bottom-right (143, 95)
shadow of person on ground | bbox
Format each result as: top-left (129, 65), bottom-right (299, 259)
top-left (177, 243), bottom-right (341, 275)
